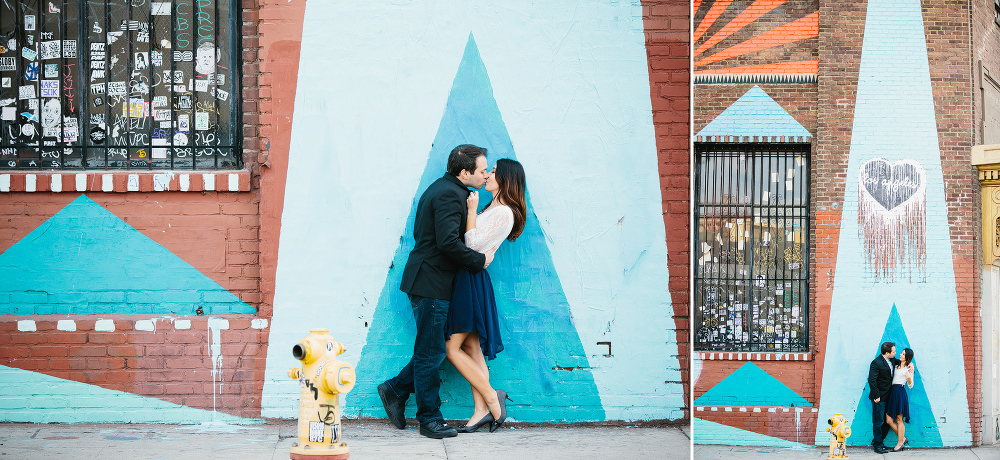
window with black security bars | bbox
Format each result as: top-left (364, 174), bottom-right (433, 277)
top-left (0, 0), bottom-right (241, 170)
top-left (694, 143), bottom-right (810, 353)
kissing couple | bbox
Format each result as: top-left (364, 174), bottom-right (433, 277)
top-left (377, 144), bottom-right (527, 438)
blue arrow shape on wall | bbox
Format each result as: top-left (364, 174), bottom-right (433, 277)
top-left (352, 33), bottom-right (605, 422)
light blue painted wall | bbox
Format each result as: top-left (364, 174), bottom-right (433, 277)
top-left (0, 195), bottom-right (254, 315)
top-left (261, 1), bottom-right (681, 421)
top-left (815, 0), bottom-right (970, 446)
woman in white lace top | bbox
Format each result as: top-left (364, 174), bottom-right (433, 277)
top-left (884, 348), bottom-right (914, 451)
top-left (445, 159), bottom-right (526, 434)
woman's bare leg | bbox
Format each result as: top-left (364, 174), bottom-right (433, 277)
top-left (461, 333), bottom-right (492, 424)
top-left (893, 415), bottom-right (906, 449)
top-left (885, 413), bottom-right (900, 441)
top-left (446, 332), bottom-right (501, 424)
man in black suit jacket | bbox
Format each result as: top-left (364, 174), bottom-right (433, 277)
top-left (378, 144), bottom-right (493, 439)
top-left (868, 341), bottom-right (899, 453)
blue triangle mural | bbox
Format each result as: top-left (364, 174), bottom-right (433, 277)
top-left (849, 305), bottom-right (942, 448)
top-left (352, 34), bottom-right (605, 422)
top-left (695, 362), bottom-right (811, 407)
top-left (0, 195), bottom-right (254, 315)
top-left (696, 86), bottom-right (810, 139)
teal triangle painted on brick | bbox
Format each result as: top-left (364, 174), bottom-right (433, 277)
top-left (695, 361), bottom-right (811, 407)
top-left (0, 365), bottom-right (262, 424)
top-left (351, 34), bottom-right (605, 422)
top-left (849, 305), bottom-right (942, 448)
top-left (693, 418), bottom-right (813, 447)
top-left (0, 195), bottom-right (254, 315)
top-left (696, 86), bottom-right (810, 139)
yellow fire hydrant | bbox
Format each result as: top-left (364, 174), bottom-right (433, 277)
top-left (826, 413), bottom-right (851, 460)
top-left (287, 330), bottom-right (356, 460)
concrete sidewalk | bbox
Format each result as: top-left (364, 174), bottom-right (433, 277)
top-left (695, 444), bottom-right (1000, 459)
top-left (0, 419), bottom-right (690, 460)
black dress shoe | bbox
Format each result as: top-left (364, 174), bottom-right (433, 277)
top-left (419, 420), bottom-right (458, 439)
top-left (377, 382), bottom-right (406, 429)
top-left (457, 413), bottom-right (494, 433)
top-left (873, 445), bottom-right (889, 454)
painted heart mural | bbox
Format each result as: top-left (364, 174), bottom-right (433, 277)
top-left (857, 158), bottom-right (927, 282)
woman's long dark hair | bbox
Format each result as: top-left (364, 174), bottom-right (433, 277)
top-left (899, 348), bottom-right (914, 368)
top-left (481, 158), bottom-right (527, 241)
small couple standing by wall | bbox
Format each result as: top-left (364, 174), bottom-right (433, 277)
top-left (869, 341), bottom-right (916, 453)
top-left (376, 144), bottom-right (526, 439)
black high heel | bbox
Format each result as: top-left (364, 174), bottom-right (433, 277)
top-left (457, 413), bottom-right (494, 433)
top-left (489, 389), bottom-right (513, 433)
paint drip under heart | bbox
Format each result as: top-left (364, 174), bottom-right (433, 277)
top-left (857, 158), bottom-right (927, 282)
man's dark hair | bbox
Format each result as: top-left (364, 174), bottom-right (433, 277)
top-left (447, 144), bottom-right (487, 177)
top-left (880, 342), bottom-right (895, 355)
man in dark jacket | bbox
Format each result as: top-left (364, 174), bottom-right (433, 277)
top-left (378, 144), bottom-right (492, 439)
top-left (868, 341), bottom-right (899, 453)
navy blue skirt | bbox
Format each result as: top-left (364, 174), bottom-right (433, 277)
top-left (446, 267), bottom-right (504, 360)
top-left (886, 384), bottom-right (910, 423)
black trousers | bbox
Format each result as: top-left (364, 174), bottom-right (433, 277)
top-left (871, 398), bottom-right (890, 447)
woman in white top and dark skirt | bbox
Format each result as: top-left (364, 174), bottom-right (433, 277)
top-left (885, 348), bottom-right (914, 452)
top-left (444, 159), bottom-right (526, 434)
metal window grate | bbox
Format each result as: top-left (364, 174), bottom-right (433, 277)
top-left (694, 143), bottom-right (810, 353)
top-left (0, 0), bottom-right (241, 170)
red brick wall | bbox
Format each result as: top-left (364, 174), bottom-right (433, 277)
top-left (692, 0), bottom-right (820, 439)
top-left (0, 0), bottom-right (289, 419)
top-left (642, 0), bottom-right (691, 419)
top-left (696, 405), bottom-right (819, 443)
top-left (972, 0), bottom-right (1000, 147)
top-left (1, 316), bottom-right (266, 418)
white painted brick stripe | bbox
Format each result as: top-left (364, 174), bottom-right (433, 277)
top-left (696, 405), bottom-right (818, 413)
top-left (11, 317), bottom-right (266, 331)
top-left (698, 352), bottom-right (811, 361)
top-left (0, 172), bottom-right (249, 192)
top-left (153, 173), bottom-right (170, 191)
top-left (694, 135), bottom-right (813, 143)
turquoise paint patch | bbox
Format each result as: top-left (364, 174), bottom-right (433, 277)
top-left (693, 418), bottom-right (814, 447)
top-left (0, 195), bottom-right (254, 315)
top-left (848, 305), bottom-right (942, 448)
top-left (695, 362), bottom-right (811, 407)
top-left (695, 86), bottom-right (810, 139)
top-left (352, 34), bottom-right (605, 422)
top-left (0, 365), bottom-right (262, 424)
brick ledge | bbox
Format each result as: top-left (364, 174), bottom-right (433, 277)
top-left (696, 351), bottom-right (813, 361)
top-left (0, 170), bottom-right (251, 193)
top-left (695, 405), bottom-right (817, 413)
